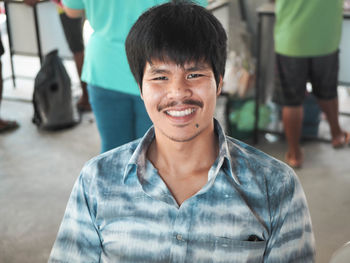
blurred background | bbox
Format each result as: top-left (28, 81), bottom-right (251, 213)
top-left (0, 0), bottom-right (349, 262)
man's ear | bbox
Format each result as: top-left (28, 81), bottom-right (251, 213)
top-left (217, 76), bottom-right (223, 96)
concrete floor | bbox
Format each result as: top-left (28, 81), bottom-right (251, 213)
top-left (1, 80), bottom-right (350, 263)
top-left (1, 22), bottom-right (350, 263)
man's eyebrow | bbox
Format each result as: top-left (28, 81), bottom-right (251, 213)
top-left (184, 64), bottom-right (211, 72)
top-left (148, 66), bottom-right (170, 75)
top-left (147, 63), bottom-right (211, 74)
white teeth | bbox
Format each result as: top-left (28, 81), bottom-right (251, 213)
top-left (167, 108), bottom-right (195, 117)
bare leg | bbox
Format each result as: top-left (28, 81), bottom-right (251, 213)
top-left (317, 97), bottom-right (347, 147)
top-left (0, 60), bottom-right (2, 102)
top-left (0, 60), bottom-right (19, 132)
top-left (73, 50), bottom-right (91, 111)
top-left (282, 105), bottom-right (304, 167)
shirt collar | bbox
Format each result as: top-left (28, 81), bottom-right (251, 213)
top-left (123, 126), bottom-right (155, 183)
top-left (123, 119), bottom-right (240, 185)
top-left (213, 119), bottom-right (240, 185)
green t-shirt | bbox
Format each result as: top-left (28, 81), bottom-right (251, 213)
top-left (274, 0), bottom-right (343, 57)
top-left (62, 0), bottom-right (208, 96)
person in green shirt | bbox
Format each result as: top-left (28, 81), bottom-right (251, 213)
top-left (274, 0), bottom-right (349, 168)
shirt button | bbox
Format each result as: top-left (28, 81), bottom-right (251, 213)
top-left (176, 234), bottom-right (183, 241)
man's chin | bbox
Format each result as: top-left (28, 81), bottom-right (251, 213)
top-left (163, 131), bottom-right (202, 143)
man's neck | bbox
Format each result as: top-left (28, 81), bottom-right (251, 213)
top-left (147, 126), bottom-right (219, 179)
top-left (146, 126), bottom-right (219, 205)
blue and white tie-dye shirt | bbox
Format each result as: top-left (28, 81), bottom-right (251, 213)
top-left (49, 120), bottom-right (315, 262)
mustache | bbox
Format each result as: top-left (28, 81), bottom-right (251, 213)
top-left (157, 99), bottom-right (203, 112)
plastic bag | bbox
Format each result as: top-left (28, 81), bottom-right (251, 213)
top-left (223, 51), bottom-right (255, 98)
top-left (32, 49), bottom-right (79, 130)
top-left (229, 99), bottom-right (270, 132)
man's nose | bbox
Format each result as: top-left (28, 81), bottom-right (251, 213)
top-left (167, 78), bottom-right (192, 99)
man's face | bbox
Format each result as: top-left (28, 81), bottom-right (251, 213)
top-left (141, 59), bottom-right (222, 143)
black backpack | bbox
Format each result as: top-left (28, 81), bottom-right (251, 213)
top-left (32, 50), bottom-right (80, 130)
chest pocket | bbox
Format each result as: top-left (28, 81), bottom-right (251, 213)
top-left (213, 237), bottom-right (266, 263)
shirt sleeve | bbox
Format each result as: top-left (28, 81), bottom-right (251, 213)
top-left (264, 170), bottom-right (316, 262)
top-left (48, 170), bottom-right (101, 263)
top-left (195, 0), bottom-right (208, 7)
top-left (62, 0), bottom-right (84, 10)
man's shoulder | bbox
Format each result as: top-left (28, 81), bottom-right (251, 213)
top-left (225, 135), bottom-right (298, 200)
top-left (227, 135), bottom-right (287, 164)
top-left (81, 139), bottom-right (142, 181)
top-left (225, 135), bottom-right (294, 178)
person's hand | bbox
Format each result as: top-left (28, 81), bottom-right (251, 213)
top-left (23, 0), bottom-right (40, 7)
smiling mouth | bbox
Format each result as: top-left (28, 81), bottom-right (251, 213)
top-left (166, 108), bottom-right (196, 117)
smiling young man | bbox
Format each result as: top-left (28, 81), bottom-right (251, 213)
top-left (141, 59), bottom-right (221, 205)
top-left (49, 2), bottom-right (315, 262)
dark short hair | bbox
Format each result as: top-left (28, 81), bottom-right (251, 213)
top-left (125, 1), bottom-right (227, 89)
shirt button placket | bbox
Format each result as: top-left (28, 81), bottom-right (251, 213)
top-left (169, 206), bottom-right (190, 263)
top-left (169, 232), bottom-right (187, 263)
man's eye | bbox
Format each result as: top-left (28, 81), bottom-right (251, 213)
top-left (153, 76), bottom-right (168, 80)
top-left (187, 73), bottom-right (202, 79)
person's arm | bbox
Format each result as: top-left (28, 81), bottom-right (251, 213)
top-left (264, 170), bottom-right (315, 262)
top-left (48, 171), bottom-right (102, 262)
top-left (23, 0), bottom-right (40, 7)
top-left (61, 0), bottom-right (84, 18)
top-left (62, 7), bottom-right (84, 18)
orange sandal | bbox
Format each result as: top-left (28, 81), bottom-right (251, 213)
top-left (0, 120), bottom-right (19, 134)
top-left (285, 151), bottom-right (304, 169)
top-left (332, 131), bottom-right (350, 149)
